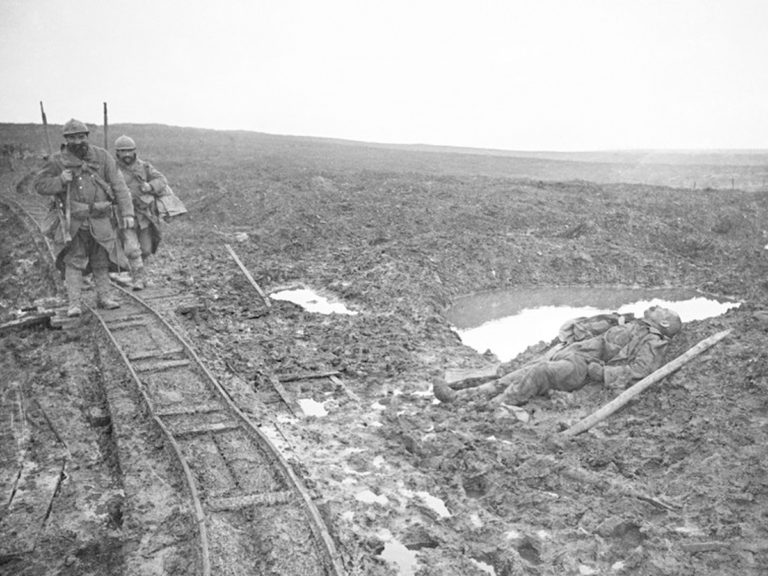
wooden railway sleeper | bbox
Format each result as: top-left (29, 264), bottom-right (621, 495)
top-left (128, 347), bottom-right (186, 361)
top-left (132, 359), bottom-right (191, 373)
top-left (154, 402), bottom-right (226, 418)
top-left (206, 491), bottom-right (294, 512)
top-left (169, 420), bottom-right (241, 437)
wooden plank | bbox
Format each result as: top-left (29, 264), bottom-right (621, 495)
top-left (170, 420), bottom-right (240, 437)
top-left (329, 375), bottom-right (360, 402)
top-left (444, 365), bottom-right (500, 388)
top-left (154, 402), bottom-right (225, 417)
top-left (225, 243), bottom-right (271, 310)
top-left (133, 359), bottom-right (191, 373)
top-left (269, 375), bottom-right (303, 417)
top-left (128, 347), bottom-right (185, 361)
top-left (106, 319), bottom-right (148, 330)
top-left (278, 370), bottom-right (341, 383)
top-left (0, 312), bottom-right (54, 334)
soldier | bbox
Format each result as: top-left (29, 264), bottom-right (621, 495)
top-left (34, 119), bottom-right (134, 317)
top-left (434, 306), bottom-right (682, 406)
top-left (114, 135), bottom-right (167, 290)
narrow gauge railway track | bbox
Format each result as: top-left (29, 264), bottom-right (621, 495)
top-left (2, 183), bottom-right (346, 575)
top-left (93, 288), bottom-right (345, 576)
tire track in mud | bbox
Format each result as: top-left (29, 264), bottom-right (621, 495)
top-left (2, 183), bottom-right (346, 576)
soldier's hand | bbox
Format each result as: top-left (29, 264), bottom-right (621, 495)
top-left (60, 169), bottom-right (73, 184)
top-left (140, 182), bottom-right (152, 193)
top-left (587, 362), bottom-right (604, 382)
top-left (122, 216), bottom-right (135, 229)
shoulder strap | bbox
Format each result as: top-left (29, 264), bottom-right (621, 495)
top-left (80, 162), bottom-right (115, 201)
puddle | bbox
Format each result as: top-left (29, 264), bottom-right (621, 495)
top-left (297, 398), bottom-right (327, 417)
top-left (447, 287), bottom-right (739, 362)
top-left (400, 489), bottom-right (451, 518)
top-left (380, 539), bottom-right (418, 576)
top-left (270, 287), bottom-right (357, 315)
top-left (471, 558), bottom-right (497, 575)
top-left (355, 490), bottom-right (389, 506)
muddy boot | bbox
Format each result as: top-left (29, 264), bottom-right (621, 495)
top-left (433, 379), bottom-right (457, 404)
top-left (64, 265), bottom-right (83, 317)
top-left (94, 269), bottom-right (120, 310)
top-left (131, 265), bottom-right (146, 291)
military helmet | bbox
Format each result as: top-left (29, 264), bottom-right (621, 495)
top-left (643, 306), bottom-right (682, 338)
top-left (62, 118), bottom-right (89, 136)
top-left (115, 135), bottom-right (137, 150)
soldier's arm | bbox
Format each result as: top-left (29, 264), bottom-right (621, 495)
top-left (144, 162), bottom-right (168, 194)
top-left (603, 335), bottom-right (669, 388)
top-left (33, 157), bottom-right (67, 196)
top-left (104, 153), bottom-right (135, 218)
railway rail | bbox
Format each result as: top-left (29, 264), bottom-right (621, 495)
top-left (1, 181), bottom-right (346, 575)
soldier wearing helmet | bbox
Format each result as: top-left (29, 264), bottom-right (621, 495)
top-left (434, 306), bottom-right (682, 407)
top-left (34, 118), bottom-right (135, 316)
top-left (113, 134), bottom-right (168, 290)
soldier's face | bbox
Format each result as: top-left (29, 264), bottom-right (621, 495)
top-left (64, 133), bottom-right (89, 159)
top-left (117, 150), bottom-right (136, 165)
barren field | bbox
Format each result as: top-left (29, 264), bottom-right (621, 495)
top-left (2, 123), bottom-right (768, 576)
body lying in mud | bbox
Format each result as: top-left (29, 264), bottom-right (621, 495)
top-left (434, 306), bottom-right (682, 407)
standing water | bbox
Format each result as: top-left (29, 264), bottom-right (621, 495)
top-left (447, 287), bottom-right (739, 363)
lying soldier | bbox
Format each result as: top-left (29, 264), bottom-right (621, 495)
top-left (434, 306), bottom-right (682, 406)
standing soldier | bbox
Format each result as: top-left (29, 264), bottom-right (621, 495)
top-left (114, 135), bottom-right (167, 290)
top-left (34, 119), bottom-right (135, 316)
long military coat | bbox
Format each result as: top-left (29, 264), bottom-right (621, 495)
top-left (34, 144), bottom-right (134, 269)
top-left (116, 157), bottom-right (168, 229)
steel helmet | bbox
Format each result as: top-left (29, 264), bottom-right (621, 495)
top-left (62, 118), bottom-right (89, 136)
top-left (115, 135), bottom-right (136, 150)
top-left (644, 306), bottom-right (682, 338)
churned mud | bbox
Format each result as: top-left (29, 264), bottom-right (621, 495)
top-left (2, 125), bottom-right (768, 575)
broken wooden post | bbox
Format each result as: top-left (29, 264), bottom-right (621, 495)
top-left (562, 329), bottom-right (732, 437)
top-left (224, 243), bottom-right (271, 310)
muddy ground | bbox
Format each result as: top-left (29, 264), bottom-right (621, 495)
top-left (2, 125), bottom-right (768, 576)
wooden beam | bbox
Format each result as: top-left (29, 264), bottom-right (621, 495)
top-left (224, 243), bottom-right (271, 309)
top-left (278, 370), bottom-right (341, 382)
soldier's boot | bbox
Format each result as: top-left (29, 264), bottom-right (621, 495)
top-left (131, 263), bottom-right (147, 291)
top-left (64, 265), bottom-right (83, 317)
top-left (94, 269), bottom-right (120, 310)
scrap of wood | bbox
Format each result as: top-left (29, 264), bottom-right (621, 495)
top-left (329, 375), bottom-right (360, 402)
top-left (533, 455), bottom-right (679, 511)
top-left (278, 370), bottom-right (341, 382)
top-left (224, 243), bottom-right (271, 309)
top-left (562, 329), bottom-right (732, 437)
top-left (444, 365), bottom-right (500, 389)
top-left (680, 541), bottom-right (727, 553)
top-left (268, 375), bottom-right (303, 417)
top-left (0, 311), bottom-right (54, 334)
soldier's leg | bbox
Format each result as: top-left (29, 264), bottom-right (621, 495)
top-left (64, 265), bottom-right (83, 317)
top-left (122, 226), bottom-right (145, 290)
top-left (92, 246), bottom-right (120, 309)
top-left (138, 226), bottom-right (154, 259)
top-left (496, 358), bottom-right (587, 405)
top-left (62, 231), bottom-right (89, 317)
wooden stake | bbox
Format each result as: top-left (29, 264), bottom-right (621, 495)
top-left (224, 243), bottom-right (271, 309)
top-left (562, 329), bottom-right (732, 437)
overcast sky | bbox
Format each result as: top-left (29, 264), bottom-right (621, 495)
top-left (2, 0), bottom-right (766, 151)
